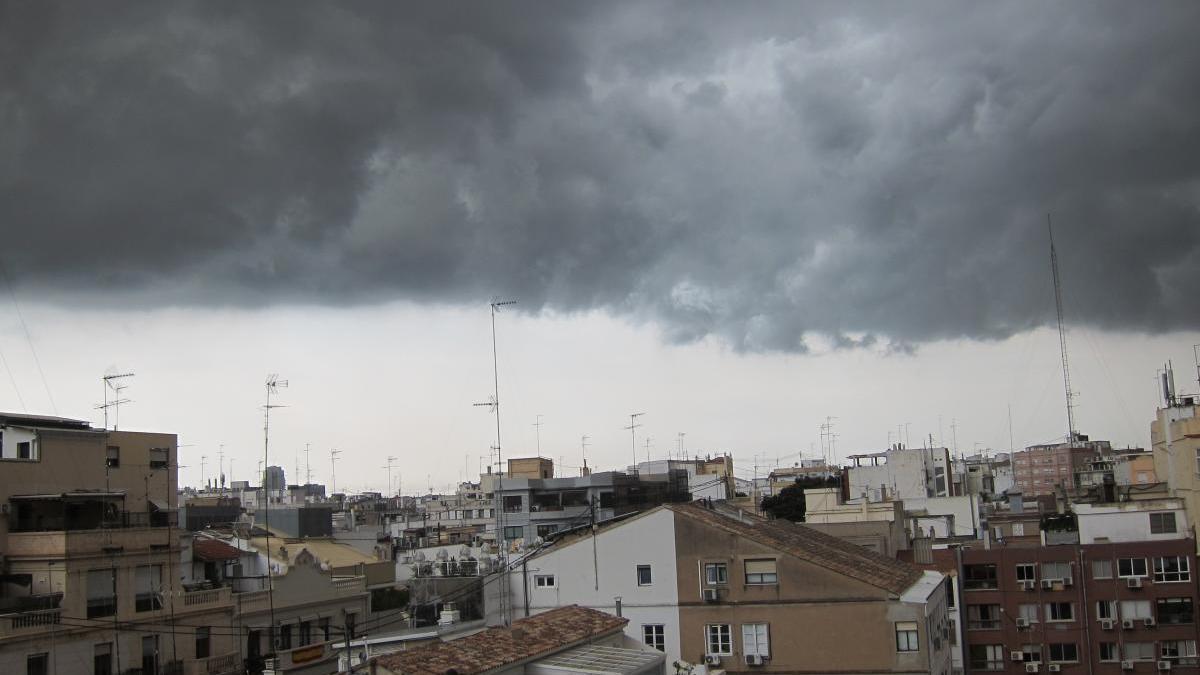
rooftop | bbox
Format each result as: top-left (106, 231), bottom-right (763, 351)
top-left (667, 502), bottom-right (924, 595)
top-left (373, 605), bottom-right (627, 675)
top-left (0, 412), bottom-right (92, 430)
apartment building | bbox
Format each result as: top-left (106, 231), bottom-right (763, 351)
top-left (1012, 439), bottom-right (1113, 497)
top-left (510, 502), bottom-right (951, 674)
top-left (0, 412), bottom-right (239, 675)
top-left (1151, 397), bottom-right (1200, 552)
top-left (959, 500), bottom-right (1200, 675)
top-left (847, 446), bottom-right (955, 501)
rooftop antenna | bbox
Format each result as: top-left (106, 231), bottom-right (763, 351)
top-left (97, 371), bottom-right (134, 431)
top-left (473, 297), bottom-right (515, 626)
top-left (533, 414), bottom-right (544, 457)
top-left (1193, 344), bottom-right (1200, 395)
top-left (382, 456), bottom-right (397, 496)
top-left (218, 444), bottom-right (225, 491)
top-left (1048, 215), bottom-right (1077, 443)
top-left (262, 373), bottom-right (287, 633)
top-left (304, 443), bottom-right (312, 485)
top-left (330, 449), bottom-right (341, 495)
top-left (625, 412), bottom-right (645, 473)
top-left (580, 435), bottom-right (590, 473)
top-left (200, 455), bottom-right (207, 490)
top-left (819, 416), bottom-right (838, 464)
top-left (676, 432), bottom-right (686, 462)
top-left (644, 437), bottom-right (653, 465)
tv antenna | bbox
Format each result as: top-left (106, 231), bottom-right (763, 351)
top-left (200, 455), bottom-right (207, 489)
top-left (1048, 216), bottom-right (1078, 442)
top-left (382, 456), bottom-right (397, 496)
top-left (330, 449), bottom-right (342, 495)
top-left (533, 414), bottom-right (544, 456)
top-left (96, 371), bottom-right (134, 431)
top-left (644, 437), bottom-right (653, 464)
top-left (676, 432), bottom-right (686, 460)
top-left (261, 373), bottom-right (287, 631)
top-left (625, 412), bottom-right (645, 473)
top-left (304, 443), bottom-right (312, 485)
top-left (580, 435), bottom-right (590, 472)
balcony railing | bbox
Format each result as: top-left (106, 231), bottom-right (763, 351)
top-left (0, 607), bottom-right (62, 639)
top-left (184, 651), bottom-right (241, 675)
top-left (178, 586), bottom-right (231, 611)
top-left (412, 561), bottom-right (483, 578)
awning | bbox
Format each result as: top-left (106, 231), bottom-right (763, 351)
top-left (148, 498), bottom-right (170, 511)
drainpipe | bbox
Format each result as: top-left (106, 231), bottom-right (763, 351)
top-left (954, 545), bottom-right (967, 672)
top-left (1078, 548), bottom-right (1095, 675)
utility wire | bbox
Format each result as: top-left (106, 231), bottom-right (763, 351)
top-left (0, 257), bottom-right (56, 413)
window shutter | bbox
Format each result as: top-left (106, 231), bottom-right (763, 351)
top-left (745, 559), bottom-right (776, 575)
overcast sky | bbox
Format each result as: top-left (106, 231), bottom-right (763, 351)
top-left (2, 2), bottom-right (1198, 493)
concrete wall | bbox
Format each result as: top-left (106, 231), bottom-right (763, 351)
top-left (905, 495), bottom-right (979, 537)
top-left (1074, 500), bottom-right (1191, 544)
top-left (508, 508), bottom-right (682, 663)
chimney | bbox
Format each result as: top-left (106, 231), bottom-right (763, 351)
top-left (614, 596), bottom-right (623, 617)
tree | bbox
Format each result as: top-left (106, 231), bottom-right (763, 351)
top-left (760, 476), bottom-right (839, 522)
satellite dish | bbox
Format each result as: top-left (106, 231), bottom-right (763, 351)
top-left (414, 551), bottom-right (426, 562)
top-left (459, 546), bottom-right (471, 558)
top-left (436, 549), bottom-right (449, 561)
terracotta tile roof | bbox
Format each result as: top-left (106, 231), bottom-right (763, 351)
top-left (666, 502), bottom-right (923, 595)
top-left (192, 537), bottom-right (242, 562)
top-left (374, 605), bottom-right (627, 675)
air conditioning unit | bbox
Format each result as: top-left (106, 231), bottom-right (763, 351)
top-left (1122, 661), bottom-right (1135, 671)
top-left (1062, 576), bottom-right (1074, 587)
top-left (1013, 651), bottom-right (1027, 662)
top-left (1020, 579), bottom-right (1036, 591)
top-left (1123, 619), bottom-right (1136, 629)
top-left (1144, 617), bottom-right (1157, 628)
top-left (1026, 663), bottom-right (1041, 673)
top-left (703, 588), bottom-right (720, 603)
top-left (704, 655), bottom-right (721, 666)
top-left (745, 654), bottom-right (765, 666)
top-left (1101, 619), bottom-right (1115, 630)
top-left (1128, 577), bottom-right (1144, 589)
top-left (1042, 579), bottom-right (1055, 589)
top-left (1048, 664), bottom-right (1062, 673)
top-left (1016, 617), bottom-right (1030, 628)
top-left (1158, 661), bottom-right (1172, 671)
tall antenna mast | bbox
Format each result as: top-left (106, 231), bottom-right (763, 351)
top-left (304, 443), bottom-right (312, 486)
top-left (330, 449), bottom-right (341, 495)
top-left (580, 435), bottom-right (590, 473)
top-left (533, 414), bottom-right (544, 457)
top-left (676, 432), bottom-right (686, 461)
top-left (382, 456), bottom-right (397, 496)
top-left (262, 373), bottom-right (287, 634)
top-left (474, 298), bottom-right (515, 626)
top-left (1048, 215), bottom-right (1077, 442)
top-left (625, 412), bottom-right (645, 473)
top-left (97, 371), bottom-right (134, 431)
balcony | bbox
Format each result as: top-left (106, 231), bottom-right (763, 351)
top-left (178, 585), bottom-right (231, 612)
top-left (412, 560), bottom-right (483, 578)
top-left (184, 651), bottom-right (241, 675)
top-left (7, 523), bottom-right (176, 557)
top-left (0, 607), bottom-right (61, 640)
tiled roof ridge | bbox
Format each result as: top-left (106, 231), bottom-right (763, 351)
top-left (667, 502), bottom-right (922, 594)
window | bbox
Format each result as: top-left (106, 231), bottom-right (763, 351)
top-left (135, 564), bottom-right (163, 612)
top-left (1158, 598), bottom-right (1194, 625)
top-left (149, 447), bottom-right (169, 469)
top-left (1124, 643), bottom-right (1155, 661)
top-left (948, 618), bottom-right (957, 646)
top-left (536, 524), bottom-right (559, 538)
top-left (27, 653), bottom-right (48, 675)
top-left (319, 617), bottom-right (331, 641)
top-left (1093, 559), bottom-right (1113, 579)
top-left (642, 624), bottom-right (665, 651)
top-left (345, 612), bottom-right (357, 640)
top-left (1020, 644), bottom-right (1042, 662)
top-left (705, 562), bottom-right (728, 585)
top-left (1099, 643), bottom-right (1118, 662)
top-left (945, 577), bottom-right (956, 609)
top-left (86, 569), bottom-right (116, 618)
top-left (1096, 600), bottom-right (1116, 621)
top-left (1151, 512), bottom-right (1178, 534)
top-left (195, 627), bottom-right (210, 659)
top-left (1162, 640), bottom-right (1199, 666)
top-left (963, 564), bottom-right (998, 590)
top-left (1013, 523), bottom-right (1026, 536)
top-left (1120, 600), bottom-right (1152, 620)
top-left (968, 644), bottom-right (1005, 671)
top-left (967, 604), bottom-right (1002, 630)
top-left (1154, 556), bottom-right (1190, 582)
top-left (744, 559), bottom-right (777, 585)
top-left (1118, 557), bottom-right (1148, 578)
top-left (17, 440), bottom-right (32, 460)
top-left (93, 643), bottom-right (112, 675)
top-left (298, 620), bottom-right (312, 646)
top-left (140, 636), bottom-right (157, 675)
top-left (1045, 602), bottom-right (1074, 622)
top-left (105, 446), bottom-right (119, 468)
top-left (1041, 561), bottom-right (1071, 582)
top-left (1018, 604), bottom-right (1039, 623)
top-left (1048, 643), bottom-right (1078, 663)
top-left (637, 565), bottom-right (653, 586)
top-left (706, 624), bottom-right (732, 655)
top-left (1016, 563), bottom-right (1037, 582)
top-left (503, 526), bottom-right (523, 540)
top-left (744, 623), bottom-right (770, 657)
top-left (502, 495), bottom-right (523, 513)
top-left (277, 624), bottom-right (293, 650)
top-left (895, 621), bottom-right (919, 652)
top-left (534, 574), bottom-right (556, 588)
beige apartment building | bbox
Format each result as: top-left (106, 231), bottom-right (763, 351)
top-left (1152, 398), bottom-right (1200, 550)
top-left (0, 412), bottom-right (238, 674)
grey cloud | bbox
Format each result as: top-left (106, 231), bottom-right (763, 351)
top-left (2, 1), bottom-right (1198, 350)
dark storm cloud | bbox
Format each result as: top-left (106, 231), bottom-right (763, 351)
top-left (2, 1), bottom-right (1198, 350)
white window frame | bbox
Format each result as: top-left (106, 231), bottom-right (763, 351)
top-left (1049, 643), bottom-right (1079, 663)
top-left (744, 558), bottom-right (778, 585)
top-left (1150, 512), bottom-right (1178, 534)
top-left (1096, 600), bottom-right (1115, 621)
top-left (1099, 643), bottom-right (1119, 662)
top-left (895, 621), bottom-right (919, 653)
top-left (1045, 602), bottom-right (1074, 622)
top-left (1018, 604), bottom-right (1039, 624)
top-left (706, 624), bottom-right (732, 656)
top-left (1120, 600), bottom-right (1153, 620)
top-left (1154, 556), bottom-right (1190, 583)
top-left (705, 562), bottom-right (728, 585)
top-left (636, 564), bottom-right (653, 586)
top-left (1015, 563), bottom-right (1037, 582)
top-left (1124, 642), bottom-right (1156, 662)
top-left (534, 574), bottom-right (556, 589)
top-left (642, 624), bottom-right (665, 652)
top-left (1092, 559), bottom-right (1113, 579)
top-left (1118, 557), bottom-right (1148, 578)
top-left (743, 623), bottom-right (770, 657)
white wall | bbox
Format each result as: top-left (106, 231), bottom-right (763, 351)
top-left (1075, 502), bottom-right (1190, 544)
top-left (508, 508), bottom-right (681, 664)
top-left (904, 495), bottom-right (979, 537)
